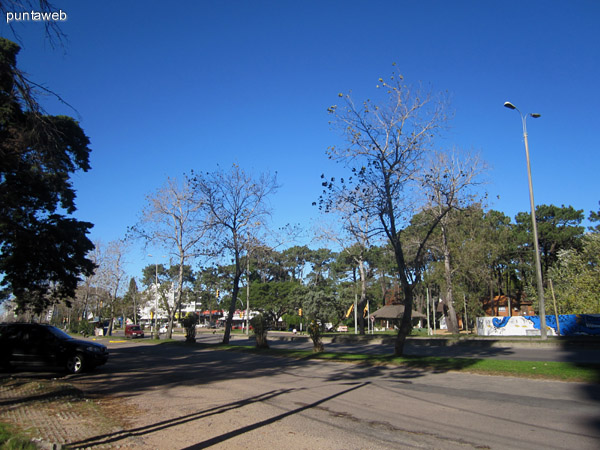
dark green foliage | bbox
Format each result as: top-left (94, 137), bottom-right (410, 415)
top-left (589, 202), bottom-right (600, 233)
top-left (182, 312), bottom-right (198, 343)
top-left (281, 245), bottom-right (312, 281)
top-left (250, 313), bottom-right (269, 348)
top-left (301, 288), bottom-right (343, 327)
top-left (243, 279), bottom-right (301, 325)
top-left (141, 264), bottom-right (169, 287)
top-left (302, 289), bottom-right (342, 352)
top-left (0, 38), bottom-right (95, 313)
top-left (71, 318), bottom-right (94, 337)
top-left (141, 264), bottom-right (194, 288)
top-left (515, 204), bottom-right (584, 276)
top-left (307, 319), bottom-right (324, 352)
top-left (282, 312), bottom-right (302, 329)
top-left (122, 277), bottom-right (140, 322)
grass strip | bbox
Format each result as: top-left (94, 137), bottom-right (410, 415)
top-left (210, 343), bottom-right (600, 383)
top-left (0, 422), bottom-right (38, 450)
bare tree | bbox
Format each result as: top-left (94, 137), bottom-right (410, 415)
top-left (75, 242), bottom-right (103, 322)
top-left (191, 165), bottom-right (279, 344)
top-left (422, 150), bottom-right (486, 333)
top-left (322, 71), bottom-right (449, 355)
top-left (316, 186), bottom-right (380, 334)
top-left (132, 176), bottom-right (207, 338)
top-left (101, 239), bottom-right (129, 335)
top-left (1, 1), bottom-right (67, 48)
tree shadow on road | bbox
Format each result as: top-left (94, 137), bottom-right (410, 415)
top-left (69, 343), bottom-right (317, 399)
top-left (557, 338), bottom-right (600, 436)
top-left (66, 381), bottom-right (370, 449)
top-left (5, 339), bottom-right (600, 449)
top-left (68, 340), bottom-right (510, 401)
top-left (66, 387), bottom-right (298, 448)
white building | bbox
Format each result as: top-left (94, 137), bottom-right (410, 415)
top-left (139, 284), bottom-right (200, 323)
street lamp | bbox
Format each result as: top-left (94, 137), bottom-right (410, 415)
top-left (504, 101), bottom-right (547, 339)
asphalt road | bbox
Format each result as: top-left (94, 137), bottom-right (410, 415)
top-left (189, 331), bottom-right (600, 364)
top-left (67, 338), bottom-right (600, 449)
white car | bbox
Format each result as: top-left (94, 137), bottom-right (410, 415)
top-left (159, 325), bottom-right (168, 334)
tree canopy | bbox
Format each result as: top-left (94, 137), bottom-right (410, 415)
top-left (0, 38), bottom-right (95, 313)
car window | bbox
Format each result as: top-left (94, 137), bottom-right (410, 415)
top-left (0, 325), bottom-right (17, 340)
top-left (28, 326), bottom-right (49, 341)
top-left (46, 326), bottom-right (73, 340)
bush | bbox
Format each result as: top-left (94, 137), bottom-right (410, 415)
top-left (71, 319), bottom-right (94, 337)
top-left (250, 314), bottom-right (269, 349)
top-left (182, 313), bottom-right (198, 343)
top-left (308, 320), bottom-right (324, 353)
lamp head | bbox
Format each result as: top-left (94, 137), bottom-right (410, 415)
top-left (503, 102), bottom-right (517, 110)
top-left (530, 113), bottom-right (541, 118)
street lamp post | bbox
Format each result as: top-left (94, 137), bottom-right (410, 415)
top-left (504, 101), bottom-right (547, 339)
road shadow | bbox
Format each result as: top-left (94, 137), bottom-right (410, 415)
top-left (557, 337), bottom-right (600, 436)
top-left (68, 343), bottom-right (311, 399)
top-left (1, 339), bottom-right (482, 404)
top-left (5, 340), bottom-right (599, 448)
top-left (66, 381), bottom-right (370, 449)
top-left (404, 340), bottom-right (515, 359)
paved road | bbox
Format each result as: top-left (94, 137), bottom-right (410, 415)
top-left (189, 332), bottom-right (600, 364)
top-left (66, 339), bottom-right (600, 449)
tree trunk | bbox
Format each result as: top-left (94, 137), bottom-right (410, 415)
top-left (223, 246), bottom-right (242, 345)
top-left (357, 257), bottom-right (368, 335)
top-left (389, 232), bottom-right (413, 356)
top-left (107, 303), bottom-right (114, 336)
top-left (395, 283), bottom-right (413, 356)
top-left (441, 223), bottom-right (460, 334)
top-left (166, 256), bottom-right (186, 339)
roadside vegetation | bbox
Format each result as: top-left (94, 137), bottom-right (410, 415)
top-left (0, 423), bottom-right (37, 450)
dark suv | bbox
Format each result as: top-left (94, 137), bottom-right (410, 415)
top-left (0, 323), bottom-right (109, 374)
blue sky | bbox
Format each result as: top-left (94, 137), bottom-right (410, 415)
top-left (3, 0), bottom-right (599, 279)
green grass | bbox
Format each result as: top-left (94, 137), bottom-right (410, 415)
top-left (0, 423), bottom-right (37, 450)
top-left (208, 343), bottom-right (600, 383)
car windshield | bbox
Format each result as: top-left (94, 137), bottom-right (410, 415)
top-left (46, 325), bottom-right (74, 340)
top-left (129, 326), bottom-right (141, 331)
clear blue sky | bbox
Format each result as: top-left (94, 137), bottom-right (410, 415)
top-left (3, 0), bottom-right (599, 279)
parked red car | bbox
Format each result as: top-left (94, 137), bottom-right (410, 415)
top-left (124, 324), bottom-right (144, 338)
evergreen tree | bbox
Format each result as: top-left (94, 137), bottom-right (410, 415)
top-left (0, 38), bottom-right (95, 313)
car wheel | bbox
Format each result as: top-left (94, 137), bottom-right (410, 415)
top-left (66, 353), bottom-right (85, 374)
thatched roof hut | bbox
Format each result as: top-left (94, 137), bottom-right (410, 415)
top-left (370, 304), bottom-right (426, 321)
